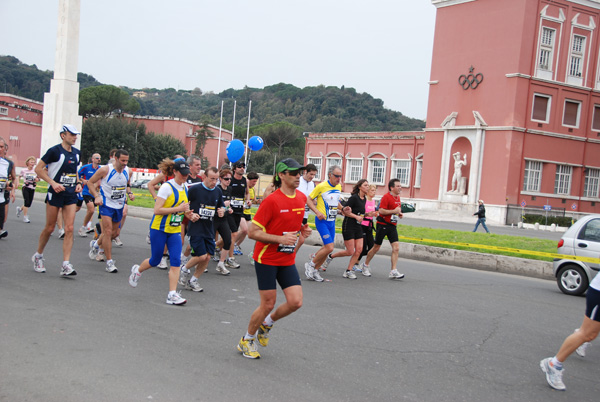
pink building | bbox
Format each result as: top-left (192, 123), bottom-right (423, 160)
top-left (0, 93), bottom-right (44, 166)
top-left (306, 0), bottom-right (600, 223)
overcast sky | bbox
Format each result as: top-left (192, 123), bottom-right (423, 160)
top-left (0, 0), bottom-right (436, 120)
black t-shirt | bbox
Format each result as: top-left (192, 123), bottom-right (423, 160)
top-left (343, 193), bottom-right (366, 228)
top-left (185, 174), bottom-right (203, 190)
top-left (229, 175), bottom-right (247, 214)
top-left (215, 185), bottom-right (231, 221)
top-left (187, 183), bottom-right (224, 238)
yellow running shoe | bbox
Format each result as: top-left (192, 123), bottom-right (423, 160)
top-left (257, 324), bottom-right (272, 347)
top-left (237, 337), bottom-right (260, 359)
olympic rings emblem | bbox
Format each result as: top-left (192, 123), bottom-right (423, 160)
top-left (458, 73), bottom-right (483, 90)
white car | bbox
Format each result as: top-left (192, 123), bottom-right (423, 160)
top-left (553, 214), bottom-right (600, 295)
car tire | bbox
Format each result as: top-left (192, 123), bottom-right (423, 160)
top-left (556, 264), bottom-right (589, 296)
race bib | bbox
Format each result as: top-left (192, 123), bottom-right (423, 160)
top-left (60, 173), bottom-right (77, 187)
top-left (169, 212), bottom-right (184, 227)
top-left (0, 177), bottom-right (6, 191)
top-left (199, 206), bottom-right (215, 219)
top-left (111, 186), bottom-right (126, 200)
top-left (25, 174), bottom-right (36, 182)
top-left (390, 214), bottom-right (398, 224)
top-left (327, 206), bottom-right (338, 221)
top-left (277, 231), bottom-right (299, 254)
top-left (231, 198), bottom-right (244, 208)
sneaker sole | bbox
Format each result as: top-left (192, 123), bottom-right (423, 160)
top-left (166, 300), bottom-right (187, 305)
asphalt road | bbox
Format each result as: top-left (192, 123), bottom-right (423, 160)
top-left (0, 202), bottom-right (596, 402)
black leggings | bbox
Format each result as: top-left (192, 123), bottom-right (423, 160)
top-left (213, 218), bottom-right (232, 250)
top-left (358, 224), bottom-right (374, 261)
top-left (22, 187), bottom-right (35, 208)
top-left (0, 200), bottom-right (6, 230)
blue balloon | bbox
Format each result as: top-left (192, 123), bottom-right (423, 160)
top-left (226, 139), bottom-right (245, 163)
top-left (248, 136), bottom-right (264, 152)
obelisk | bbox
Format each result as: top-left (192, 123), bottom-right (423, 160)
top-left (40, 0), bottom-right (82, 154)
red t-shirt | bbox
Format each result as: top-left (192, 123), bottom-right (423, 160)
top-left (252, 188), bottom-right (307, 266)
top-left (377, 192), bottom-right (402, 226)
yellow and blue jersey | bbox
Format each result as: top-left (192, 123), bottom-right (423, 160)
top-left (309, 180), bottom-right (342, 221)
top-left (150, 180), bottom-right (188, 234)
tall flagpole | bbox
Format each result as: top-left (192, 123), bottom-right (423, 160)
top-left (230, 100), bottom-right (236, 167)
top-left (216, 100), bottom-right (224, 167)
top-left (244, 100), bottom-right (252, 166)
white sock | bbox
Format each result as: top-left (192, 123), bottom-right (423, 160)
top-left (107, 259), bottom-right (113, 265)
top-left (34, 252), bottom-right (43, 258)
top-left (244, 332), bottom-right (256, 340)
top-left (551, 357), bottom-right (563, 369)
top-left (168, 290), bottom-right (176, 297)
top-left (62, 261), bottom-right (70, 267)
top-left (263, 314), bottom-right (274, 327)
top-left (189, 276), bottom-right (197, 283)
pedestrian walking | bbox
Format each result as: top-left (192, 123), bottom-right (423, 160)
top-left (473, 200), bottom-right (490, 233)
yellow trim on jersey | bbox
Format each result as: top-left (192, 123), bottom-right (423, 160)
top-left (150, 182), bottom-right (188, 234)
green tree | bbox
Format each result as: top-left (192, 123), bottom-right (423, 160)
top-left (79, 85), bottom-right (140, 117)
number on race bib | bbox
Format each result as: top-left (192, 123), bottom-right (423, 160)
top-left (60, 174), bottom-right (77, 186)
top-left (277, 231), bottom-right (300, 254)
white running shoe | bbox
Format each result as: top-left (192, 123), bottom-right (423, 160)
top-left (178, 267), bottom-right (191, 286)
top-left (106, 260), bottom-right (118, 273)
top-left (58, 229), bottom-right (65, 239)
top-left (304, 262), bottom-right (316, 281)
top-left (158, 255), bottom-right (168, 269)
top-left (309, 253), bottom-right (316, 262)
top-left (180, 253), bottom-right (190, 266)
top-left (60, 263), bottom-right (77, 277)
top-left (85, 225), bottom-right (95, 234)
top-left (211, 253), bottom-right (220, 262)
top-left (88, 240), bottom-right (99, 260)
top-left (32, 254), bottom-right (46, 273)
top-left (225, 257), bottom-right (240, 269)
top-left (112, 236), bottom-right (123, 247)
top-left (216, 262), bottom-right (231, 276)
top-left (313, 269), bottom-right (324, 282)
top-left (343, 270), bottom-right (357, 279)
top-left (540, 358), bottom-right (566, 391)
top-left (96, 251), bottom-right (106, 262)
top-left (352, 263), bottom-right (363, 272)
top-left (166, 291), bottom-right (187, 305)
top-left (322, 254), bottom-right (333, 270)
top-left (16, 206), bottom-right (22, 218)
top-left (576, 342), bottom-right (590, 358)
top-left (77, 226), bottom-right (88, 237)
top-left (389, 269), bottom-right (405, 280)
top-left (23, 216), bottom-right (31, 223)
top-left (361, 263), bottom-right (372, 277)
top-left (186, 279), bottom-right (204, 292)
top-left (129, 265), bottom-right (141, 287)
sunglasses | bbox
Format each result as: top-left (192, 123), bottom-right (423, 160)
top-left (332, 174), bottom-right (342, 178)
top-left (221, 177), bottom-right (231, 181)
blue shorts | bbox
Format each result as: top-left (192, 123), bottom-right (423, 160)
top-left (99, 205), bottom-right (124, 223)
top-left (46, 191), bottom-right (78, 208)
top-left (315, 218), bottom-right (336, 246)
top-left (255, 261), bottom-right (301, 291)
top-left (189, 235), bottom-right (215, 257)
top-left (148, 229), bottom-right (182, 267)
top-left (586, 287), bottom-right (600, 322)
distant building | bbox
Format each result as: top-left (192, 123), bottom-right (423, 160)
top-left (0, 93), bottom-right (44, 165)
top-left (132, 91), bottom-right (147, 98)
top-left (306, 0), bottom-right (600, 223)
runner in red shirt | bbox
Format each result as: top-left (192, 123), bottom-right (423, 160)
top-left (360, 178), bottom-right (405, 280)
top-left (237, 158), bottom-right (311, 359)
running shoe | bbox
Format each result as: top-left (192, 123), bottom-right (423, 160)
top-left (112, 236), bottom-right (123, 247)
top-left (180, 253), bottom-right (190, 266)
top-left (237, 337), bottom-right (260, 359)
top-left (158, 255), bottom-right (169, 269)
top-left (77, 226), bottom-right (88, 237)
top-left (216, 262), bottom-right (231, 276)
top-left (389, 269), bottom-right (405, 280)
top-left (576, 342), bottom-right (590, 358)
top-left (225, 258), bottom-right (240, 269)
top-left (211, 253), bottom-right (220, 262)
top-left (540, 358), bottom-right (566, 391)
top-left (60, 263), bottom-right (77, 277)
top-left (313, 269), bottom-right (324, 282)
top-left (248, 254), bottom-right (255, 266)
top-left (23, 216), bottom-right (30, 223)
top-left (321, 254), bottom-right (333, 270)
top-left (166, 291), bottom-right (187, 305)
top-left (146, 233), bottom-right (151, 244)
top-left (257, 324), bottom-right (272, 347)
top-left (32, 254), bottom-right (46, 273)
top-left (129, 265), bottom-right (141, 287)
top-left (96, 251), bottom-right (106, 262)
top-left (233, 244), bottom-right (243, 256)
top-left (361, 263), bottom-right (372, 277)
top-left (178, 266), bottom-right (191, 286)
top-left (304, 262), bottom-right (316, 281)
top-left (0, 230), bottom-right (7, 239)
top-left (343, 270), bottom-right (357, 279)
top-left (85, 225), bottom-right (95, 234)
top-left (106, 260), bottom-right (118, 273)
top-left (16, 206), bottom-right (22, 218)
top-left (58, 229), bottom-right (65, 239)
top-left (186, 279), bottom-right (204, 292)
top-left (352, 263), bottom-right (363, 272)
top-left (88, 240), bottom-right (99, 260)
top-left (309, 252), bottom-right (316, 262)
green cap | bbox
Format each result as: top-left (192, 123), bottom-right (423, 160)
top-left (275, 158), bottom-right (305, 174)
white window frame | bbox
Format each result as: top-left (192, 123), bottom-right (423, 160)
top-left (415, 159), bottom-right (423, 188)
top-left (554, 164), bottom-right (572, 195)
top-left (367, 158), bottom-right (386, 186)
top-left (325, 157), bottom-right (342, 180)
top-left (569, 35), bottom-right (586, 78)
top-left (562, 99), bottom-right (581, 128)
top-left (391, 159), bottom-right (411, 187)
top-left (345, 158), bottom-right (363, 183)
top-left (307, 157), bottom-right (322, 181)
top-left (584, 168), bottom-right (600, 198)
top-left (0, 107), bottom-right (7, 116)
top-left (539, 27), bottom-right (555, 72)
top-left (531, 94), bottom-right (551, 124)
top-left (523, 160), bottom-right (543, 192)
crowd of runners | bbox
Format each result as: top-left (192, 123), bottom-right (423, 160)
top-left (0, 125), bottom-right (597, 382)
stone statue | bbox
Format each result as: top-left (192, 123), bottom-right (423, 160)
top-left (450, 152), bottom-right (467, 193)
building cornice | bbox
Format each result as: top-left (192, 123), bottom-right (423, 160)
top-left (424, 125), bottom-right (526, 132)
top-left (431, 0), bottom-right (476, 8)
top-left (0, 93), bottom-right (44, 106)
top-left (524, 157), bottom-right (583, 167)
top-left (567, 0), bottom-right (600, 11)
top-left (526, 129), bottom-right (588, 141)
top-left (0, 117), bottom-right (42, 127)
top-left (521, 191), bottom-right (581, 201)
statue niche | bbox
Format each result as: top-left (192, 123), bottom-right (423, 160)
top-left (449, 152), bottom-right (467, 194)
